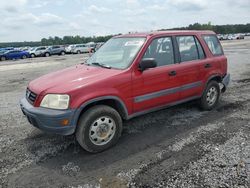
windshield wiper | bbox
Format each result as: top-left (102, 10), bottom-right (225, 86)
top-left (91, 62), bottom-right (111, 69)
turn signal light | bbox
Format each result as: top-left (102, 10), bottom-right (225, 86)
top-left (61, 119), bottom-right (69, 126)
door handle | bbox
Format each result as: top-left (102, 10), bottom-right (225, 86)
top-left (204, 63), bottom-right (212, 68)
top-left (169, 70), bottom-right (177, 76)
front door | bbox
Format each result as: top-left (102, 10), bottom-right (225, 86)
top-left (132, 36), bottom-right (181, 113)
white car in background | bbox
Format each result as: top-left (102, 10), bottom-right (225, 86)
top-left (29, 46), bottom-right (47, 58)
top-left (71, 44), bottom-right (90, 54)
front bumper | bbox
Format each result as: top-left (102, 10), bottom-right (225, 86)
top-left (20, 97), bottom-right (76, 135)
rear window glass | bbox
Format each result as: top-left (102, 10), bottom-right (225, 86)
top-left (176, 36), bottom-right (199, 62)
top-left (203, 35), bottom-right (223, 56)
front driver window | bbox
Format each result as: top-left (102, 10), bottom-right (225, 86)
top-left (143, 37), bottom-right (174, 67)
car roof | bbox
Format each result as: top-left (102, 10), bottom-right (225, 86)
top-left (115, 30), bottom-right (215, 38)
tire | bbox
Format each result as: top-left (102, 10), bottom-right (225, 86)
top-left (45, 52), bottom-right (50, 57)
top-left (1, 56), bottom-right (6, 61)
top-left (76, 105), bottom-right (123, 153)
top-left (22, 55), bottom-right (27, 59)
top-left (77, 50), bottom-right (81, 54)
top-left (199, 80), bottom-right (220, 110)
top-left (31, 54), bottom-right (35, 58)
top-left (61, 51), bottom-right (65, 55)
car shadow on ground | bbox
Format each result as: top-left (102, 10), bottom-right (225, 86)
top-left (24, 101), bottom-right (203, 168)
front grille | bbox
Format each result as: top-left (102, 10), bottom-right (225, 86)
top-left (26, 88), bottom-right (37, 104)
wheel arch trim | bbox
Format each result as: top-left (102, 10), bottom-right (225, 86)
top-left (72, 96), bottom-right (129, 128)
top-left (203, 74), bottom-right (222, 94)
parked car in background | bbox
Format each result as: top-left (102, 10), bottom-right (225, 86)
top-left (42, 46), bottom-right (66, 57)
top-left (86, 42), bottom-right (96, 53)
top-left (0, 49), bottom-right (8, 55)
top-left (20, 47), bottom-right (32, 51)
top-left (217, 34), bottom-right (223, 40)
top-left (95, 42), bottom-right (105, 51)
top-left (71, 44), bottom-right (89, 54)
top-left (0, 50), bottom-right (30, 61)
top-left (236, 34), bottom-right (244, 40)
top-left (65, 45), bottom-right (75, 54)
top-left (222, 34), bottom-right (229, 40)
top-left (29, 46), bottom-right (47, 58)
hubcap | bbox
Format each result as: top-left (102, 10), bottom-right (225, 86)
top-left (89, 116), bottom-right (116, 146)
top-left (206, 86), bottom-right (218, 106)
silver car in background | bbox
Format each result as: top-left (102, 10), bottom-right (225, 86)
top-left (71, 44), bottom-right (90, 54)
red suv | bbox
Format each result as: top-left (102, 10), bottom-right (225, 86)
top-left (20, 31), bottom-right (230, 153)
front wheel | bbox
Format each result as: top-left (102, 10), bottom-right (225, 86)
top-left (199, 80), bottom-right (220, 110)
top-left (76, 105), bottom-right (123, 153)
top-left (45, 52), bottom-right (50, 57)
top-left (22, 55), bottom-right (27, 59)
top-left (60, 51), bottom-right (65, 55)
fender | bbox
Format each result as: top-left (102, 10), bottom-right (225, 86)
top-left (72, 96), bottom-right (129, 127)
top-left (202, 74), bottom-right (223, 93)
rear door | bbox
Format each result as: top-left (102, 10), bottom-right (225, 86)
top-left (10, 51), bottom-right (19, 59)
top-left (132, 36), bottom-right (182, 113)
top-left (52, 46), bottom-right (60, 54)
top-left (174, 35), bottom-right (205, 100)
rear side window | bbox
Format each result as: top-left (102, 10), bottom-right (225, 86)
top-left (203, 35), bottom-right (223, 56)
top-left (176, 36), bottom-right (199, 62)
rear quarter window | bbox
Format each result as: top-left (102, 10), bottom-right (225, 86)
top-left (202, 35), bottom-right (223, 56)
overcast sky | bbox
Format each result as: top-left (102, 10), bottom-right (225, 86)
top-left (0, 0), bottom-right (249, 42)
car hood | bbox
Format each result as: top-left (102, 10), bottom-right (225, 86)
top-left (28, 64), bottom-right (122, 95)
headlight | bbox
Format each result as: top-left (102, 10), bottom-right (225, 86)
top-left (40, 94), bottom-right (70, 110)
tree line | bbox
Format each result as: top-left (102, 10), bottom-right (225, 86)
top-left (166, 22), bottom-right (250, 34)
top-left (1, 23), bottom-right (250, 48)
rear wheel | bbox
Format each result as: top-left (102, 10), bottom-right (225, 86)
top-left (61, 51), bottom-right (65, 55)
top-left (1, 56), bottom-right (6, 61)
top-left (77, 50), bottom-right (81, 54)
top-left (199, 80), bottom-right (220, 110)
top-left (45, 52), bottom-right (50, 57)
top-left (22, 55), bottom-right (27, 59)
top-left (76, 105), bottom-right (123, 153)
top-left (31, 54), bottom-right (35, 58)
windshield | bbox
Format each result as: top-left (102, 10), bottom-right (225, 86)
top-left (86, 37), bottom-right (146, 69)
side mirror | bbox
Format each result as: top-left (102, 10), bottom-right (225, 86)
top-left (139, 58), bottom-right (157, 71)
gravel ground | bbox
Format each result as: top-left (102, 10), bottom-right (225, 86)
top-left (0, 38), bottom-right (250, 188)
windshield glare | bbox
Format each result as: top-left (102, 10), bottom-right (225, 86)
top-left (86, 37), bottom-right (145, 69)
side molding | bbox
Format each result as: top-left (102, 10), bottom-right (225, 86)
top-left (134, 81), bottom-right (202, 103)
